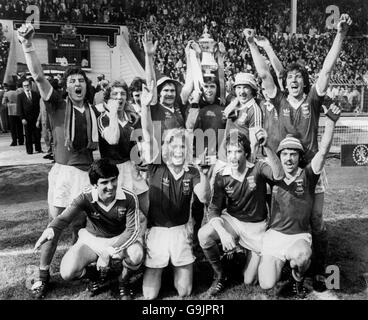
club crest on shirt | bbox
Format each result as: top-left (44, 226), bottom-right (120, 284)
top-left (265, 101), bottom-right (274, 112)
top-left (162, 177), bottom-right (170, 187)
top-left (283, 108), bottom-right (290, 117)
top-left (247, 176), bottom-right (256, 190)
top-left (236, 111), bottom-right (248, 125)
top-left (183, 179), bottom-right (191, 195)
top-left (301, 103), bottom-right (310, 118)
top-left (117, 207), bottom-right (127, 220)
top-left (295, 179), bottom-right (304, 196)
top-left (206, 110), bottom-right (216, 117)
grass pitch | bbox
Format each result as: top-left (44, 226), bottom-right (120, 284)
top-left (0, 159), bottom-right (367, 300)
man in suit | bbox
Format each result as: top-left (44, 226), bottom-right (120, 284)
top-left (17, 79), bottom-right (42, 154)
top-left (2, 82), bottom-right (24, 146)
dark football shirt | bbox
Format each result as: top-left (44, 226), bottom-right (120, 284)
top-left (208, 161), bottom-right (275, 223)
top-left (147, 164), bottom-right (200, 227)
top-left (270, 85), bottom-right (324, 162)
top-left (193, 103), bottom-right (227, 157)
top-left (150, 103), bottom-right (186, 139)
top-left (259, 99), bottom-right (293, 154)
top-left (97, 113), bottom-right (136, 164)
top-left (46, 88), bottom-right (93, 171)
top-left (268, 164), bottom-right (320, 234)
top-left (48, 187), bottom-right (140, 249)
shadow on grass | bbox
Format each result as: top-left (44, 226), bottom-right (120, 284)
top-left (326, 217), bottom-right (368, 295)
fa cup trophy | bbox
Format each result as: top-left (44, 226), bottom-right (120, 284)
top-left (197, 25), bottom-right (218, 78)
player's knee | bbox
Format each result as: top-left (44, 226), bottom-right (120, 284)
top-left (126, 243), bottom-right (144, 266)
top-left (243, 273), bottom-right (257, 286)
top-left (143, 287), bottom-right (159, 300)
top-left (60, 265), bottom-right (76, 281)
top-left (198, 224), bottom-right (216, 248)
top-left (176, 284), bottom-right (192, 298)
top-left (259, 276), bottom-right (277, 290)
top-left (293, 248), bottom-right (311, 267)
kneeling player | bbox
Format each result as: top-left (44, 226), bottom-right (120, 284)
top-left (198, 128), bottom-right (284, 297)
top-left (34, 159), bottom-right (144, 300)
top-left (258, 105), bottom-right (340, 297)
top-left (139, 83), bottom-right (211, 299)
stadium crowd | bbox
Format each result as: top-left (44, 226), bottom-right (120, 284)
top-left (0, 0), bottom-right (366, 301)
top-left (1, 0), bottom-right (367, 87)
top-left (7, 10), bottom-right (353, 301)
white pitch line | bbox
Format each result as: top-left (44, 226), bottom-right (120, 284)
top-left (0, 244), bottom-right (70, 257)
top-left (311, 290), bottom-right (339, 300)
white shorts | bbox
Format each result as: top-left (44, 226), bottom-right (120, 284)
top-left (144, 224), bottom-right (195, 268)
top-left (221, 212), bottom-right (267, 254)
top-left (315, 167), bottom-right (328, 194)
top-left (261, 229), bottom-right (312, 262)
top-left (117, 161), bottom-right (148, 195)
top-left (77, 228), bottom-right (142, 269)
top-left (48, 163), bottom-right (90, 208)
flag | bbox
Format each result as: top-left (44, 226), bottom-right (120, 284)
top-left (3, 26), bottom-right (18, 85)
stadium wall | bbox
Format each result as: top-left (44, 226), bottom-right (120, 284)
top-left (2, 20), bottom-right (144, 86)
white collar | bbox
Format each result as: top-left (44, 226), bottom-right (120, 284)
top-left (160, 104), bottom-right (175, 113)
top-left (287, 93), bottom-right (307, 110)
top-left (238, 98), bottom-right (256, 110)
top-left (222, 161), bottom-right (254, 182)
top-left (73, 105), bottom-right (85, 113)
top-left (167, 164), bottom-right (189, 180)
top-left (283, 168), bottom-right (303, 185)
top-left (91, 187), bottom-right (126, 211)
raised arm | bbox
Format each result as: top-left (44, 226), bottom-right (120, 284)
top-left (316, 14), bottom-right (352, 95)
top-left (311, 104), bottom-right (340, 174)
top-left (255, 128), bottom-right (285, 180)
top-left (139, 81), bottom-right (159, 164)
top-left (97, 100), bottom-right (120, 145)
top-left (244, 29), bottom-right (277, 98)
top-left (254, 35), bottom-right (285, 91)
top-left (180, 40), bottom-right (197, 104)
top-left (142, 31), bottom-right (158, 105)
top-left (193, 167), bottom-right (211, 204)
top-left (17, 24), bottom-right (52, 100)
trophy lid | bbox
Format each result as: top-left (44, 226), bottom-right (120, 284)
top-left (198, 25), bottom-right (215, 45)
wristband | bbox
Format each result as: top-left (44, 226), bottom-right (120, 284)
top-left (325, 109), bottom-right (340, 122)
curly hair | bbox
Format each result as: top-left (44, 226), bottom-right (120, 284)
top-left (129, 77), bottom-right (146, 98)
top-left (60, 67), bottom-right (93, 103)
top-left (225, 129), bottom-right (251, 159)
top-left (283, 63), bottom-right (310, 94)
top-left (103, 79), bottom-right (129, 102)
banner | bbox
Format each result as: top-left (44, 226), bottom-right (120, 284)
top-left (3, 25), bottom-right (18, 85)
top-left (341, 144), bottom-right (368, 166)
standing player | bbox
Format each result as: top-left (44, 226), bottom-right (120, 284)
top-left (129, 77), bottom-right (146, 115)
top-left (187, 75), bottom-right (227, 256)
top-left (198, 128), bottom-right (284, 297)
top-left (218, 72), bottom-right (263, 162)
top-left (259, 104), bottom-right (341, 297)
top-left (245, 14), bottom-right (352, 290)
top-left (17, 24), bottom-right (99, 298)
top-left (139, 82), bottom-right (211, 299)
top-left (94, 79), bottom-right (149, 215)
top-left (34, 159), bottom-right (143, 300)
